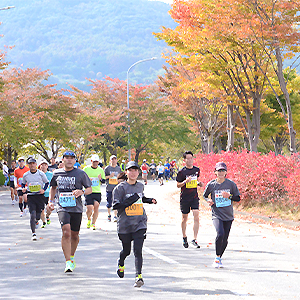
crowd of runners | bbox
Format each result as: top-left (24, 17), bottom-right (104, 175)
top-left (1, 150), bottom-right (240, 287)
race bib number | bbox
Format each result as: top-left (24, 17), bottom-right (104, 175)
top-left (28, 183), bottom-right (41, 193)
top-left (142, 170), bottom-right (147, 174)
top-left (215, 189), bottom-right (231, 208)
top-left (18, 178), bottom-right (23, 186)
top-left (10, 175), bottom-right (15, 180)
top-left (186, 176), bottom-right (198, 189)
top-left (91, 177), bottom-right (100, 187)
top-left (125, 198), bottom-right (143, 216)
top-left (109, 177), bottom-right (118, 185)
top-left (59, 192), bottom-right (76, 207)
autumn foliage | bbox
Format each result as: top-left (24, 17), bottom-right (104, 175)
top-left (195, 150), bottom-right (300, 210)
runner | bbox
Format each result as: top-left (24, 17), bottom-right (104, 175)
top-left (47, 150), bottom-right (92, 273)
top-left (22, 158), bottom-right (49, 241)
top-left (83, 154), bottom-right (106, 230)
top-left (140, 160), bottom-right (149, 185)
top-left (203, 162), bottom-right (240, 268)
top-left (8, 160), bottom-right (17, 205)
top-left (176, 151), bottom-right (201, 249)
top-left (48, 157), bottom-right (58, 172)
top-left (157, 161), bottom-right (165, 186)
top-left (14, 157), bottom-right (30, 217)
top-left (2, 161), bottom-right (9, 186)
top-left (104, 155), bottom-right (122, 222)
top-left (170, 159), bottom-right (178, 180)
top-left (113, 161), bottom-right (157, 287)
top-left (149, 159), bottom-right (157, 181)
top-left (39, 160), bottom-right (53, 227)
top-left (164, 159), bottom-right (171, 181)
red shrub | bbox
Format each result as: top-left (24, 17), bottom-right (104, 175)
top-left (194, 150), bottom-right (300, 208)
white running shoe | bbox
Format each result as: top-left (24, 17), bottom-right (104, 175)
top-left (20, 212), bottom-right (23, 217)
top-left (32, 233), bottom-right (37, 241)
top-left (11, 200), bottom-right (15, 205)
top-left (24, 208), bottom-right (29, 215)
top-left (212, 257), bottom-right (223, 268)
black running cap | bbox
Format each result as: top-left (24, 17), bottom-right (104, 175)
top-left (125, 161), bottom-right (140, 170)
top-left (27, 157), bottom-right (37, 164)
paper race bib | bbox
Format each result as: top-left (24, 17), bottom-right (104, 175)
top-left (91, 177), bottom-right (100, 187)
top-left (186, 175), bottom-right (198, 189)
top-left (59, 192), bottom-right (76, 207)
top-left (142, 170), bottom-right (147, 174)
top-left (18, 178), bottom-right (23, 186)
top-left (28, 182), bottom-right (41, 193)
top-left (109, 177), bottom-right (118, 185)
top-left (10, 175), bottom-right (15, 180)
top-left (215, 189), bottom-right (231, 208)
top-left (125, 198), bottom-right (143, 216)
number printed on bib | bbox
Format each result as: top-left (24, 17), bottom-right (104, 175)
top-left (215, 189), bottom-right (231, 208)
top-left (109, 177), bottom-right (118, 185)
top-left (186, 175), bottom-right (198, 189)
top-left (28, 183), bottom-right (41, 193)
top-left (18, 178), bottom-right (23, 186)
top-left (125, 198), bottom-right (143, 216)
top-left (91, 177), bottom-right (100, 187)
top-left (59, 192), bottom-right (76, 207)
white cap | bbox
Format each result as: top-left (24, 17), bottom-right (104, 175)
top-left (18, 157), bottom-right (25, 161)
top-left (40, 160), bottom-right (49, 166)
top-left (110, 155), bottom-right (117, 160)
top-left (91, 154), bottom-right (100, 162)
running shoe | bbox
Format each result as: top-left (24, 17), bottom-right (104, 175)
top-left (108, 215), bottom-right (111, 222)
top-left (35, 221), bottom-right (39, 229)
top-left (183, 237), bottom-right (189, 248)
top-left (11, 199), bottom-right (15, 205)
top-left (92, 224), bottom-right (96, 230)
top-left (46, 217), bottom-right (51, 225)
top-left (212, 257), bottom-right (223, 268)
top-left (113, 216), bottom-right (117, 222)
top-left (32, 233), bottom-right (37, 241)
top-left (24, 208), bottom-right (29, 215)
top-left (87, 219), bottom-right (91, 229)
top-left (64, 260), bottom-right (74, 273)
top-left (41, 222), bottom-right (46, 228)
top-left (134, 274), bottom-right (144, 288)
top-left (70, 257), bottom-right (76, 270)
top-left (20, 211), bottom-right (23, 217)
top-left (191, 239), bottom-right (200, 249)
top-left (117, 261), bottom-right (125, 278)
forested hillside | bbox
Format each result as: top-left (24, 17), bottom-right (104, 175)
top-left (0, 0), bottom-right (174, 90)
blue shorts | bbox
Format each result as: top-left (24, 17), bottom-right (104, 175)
top-left (106, 191), bottom-right (113, 208)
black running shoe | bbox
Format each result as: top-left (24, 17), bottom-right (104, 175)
top-left (183, 237), bottom-right (189, 248)
top-left (191, 239), bottom-right (200, 248)
top-left (117, 260), bottom-right (125, 278)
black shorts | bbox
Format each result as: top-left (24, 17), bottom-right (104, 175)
top-left (150, 170), bottom-right (156, 175)
top-left (9, 181), bottom-right (15, 189)
top-left (118, 228), bottom-right (147, 243)
top-left (44, 196), bottom-right (49, 206)
top-left (58, 211), bottom-right (82, 232)
top-left (17, 189), bottom-right (27, 197)
top-left (158, 173), bottom-right (164, 179)
top-left (27, 194), bottom-right (46, 214)
top-left (85, 193), bottom-right (101, 205)
top-left (180, 198), bottom-right (199, 214)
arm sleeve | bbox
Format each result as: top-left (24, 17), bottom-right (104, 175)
top-left (176, 170), bottom-right (184, 182)
top-left (231, 195), bottom-right (240, 202)
top-left (203, 183), bottom-right (211, 199)
top-left (113, 193), bottom-right (140, 210)
top-left (142, 196), bottom-right (155, 204)
top-left (43, 182), bottom-right (49, 191)
top-left (50, 175), bottom-right (57, 187)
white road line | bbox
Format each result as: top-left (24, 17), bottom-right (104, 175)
top-left (143, 246), bottom-right (180, 264)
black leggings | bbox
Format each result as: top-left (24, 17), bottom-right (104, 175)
top-left (212, 218), bottom-right (233, 257)
top-left (28, 195), bottom-right (45, 234)
top-left (118, 229), bottom-right (146, 276)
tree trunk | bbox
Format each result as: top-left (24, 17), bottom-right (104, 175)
top-left (7, 144), bottom-right (12, 167)
top-left (135, 148), bottom-right (141, 163)
top-left (226, 105), bottom-right (235, 151)
top-left (275, 47), bottom-right (296, 154)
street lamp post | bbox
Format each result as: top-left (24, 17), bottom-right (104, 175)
top-left (0, 6), bottom-right (15, 10)
top-left (126, 57), bottom-right (157, 161)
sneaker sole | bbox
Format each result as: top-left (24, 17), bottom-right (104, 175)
top-left (64, 269), bottom-right (73, 273)
top-left (134, 281), bottom-right (144, 288)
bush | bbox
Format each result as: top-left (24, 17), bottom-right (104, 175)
top-left (194, 150), bottom-right (300, 209)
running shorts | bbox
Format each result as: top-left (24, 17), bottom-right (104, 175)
top-left (57, 211), bottom-right (82, 232)
top-left (9, 181), bottom-right (15, 189)
top-left (180, 198), bottom-right (199, 214)
top-left (85, 193), bottom-right (101, 205)
top-left (118, 228), bottom-right (147, 242)
top-left (158, 173), bottom-right (164, 179)
top-left (17, 189), bottom-right (27, 197)
top-left (106, 191), bottom-right (113, 208)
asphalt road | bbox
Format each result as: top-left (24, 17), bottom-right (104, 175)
top-left (0, 180), bottom-right (299, 300)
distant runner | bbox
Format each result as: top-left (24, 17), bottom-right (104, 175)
top-left (149, 159), bottom-right (157, 181)
top-left (8, 160), bottom-right (17, 205)
top-left (140, 159), bottom-right (149, 185)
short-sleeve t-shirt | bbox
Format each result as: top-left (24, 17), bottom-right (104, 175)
top-left (44, 171), bottom-right (53, 198)
top-left (164, 163), bottom-right (171, 172)
top-left (14, 166), bottom-right (30, 189)
top-left (203, 178), bottom-right (240, 221)
top-left (48, 164), bottom-right (58, 172)
top-left (176, 166), bottom-right (200, 202)
top-left (22, 170), bottom-right (49, 195)
top-left (105, 165), bottom-right (122, 192)
top-left (157, 165), bottom-right (164, 174)
top-left (141, 164), bottom-right (148, 174)
top-left (8, 167), bottom-right (16, 182)
top-left (83, 165), bottom-right (105, 193)
top-left (50, 168), bottom-right (92, 213)
top-left (112, 181), bottom-right (147, 234)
